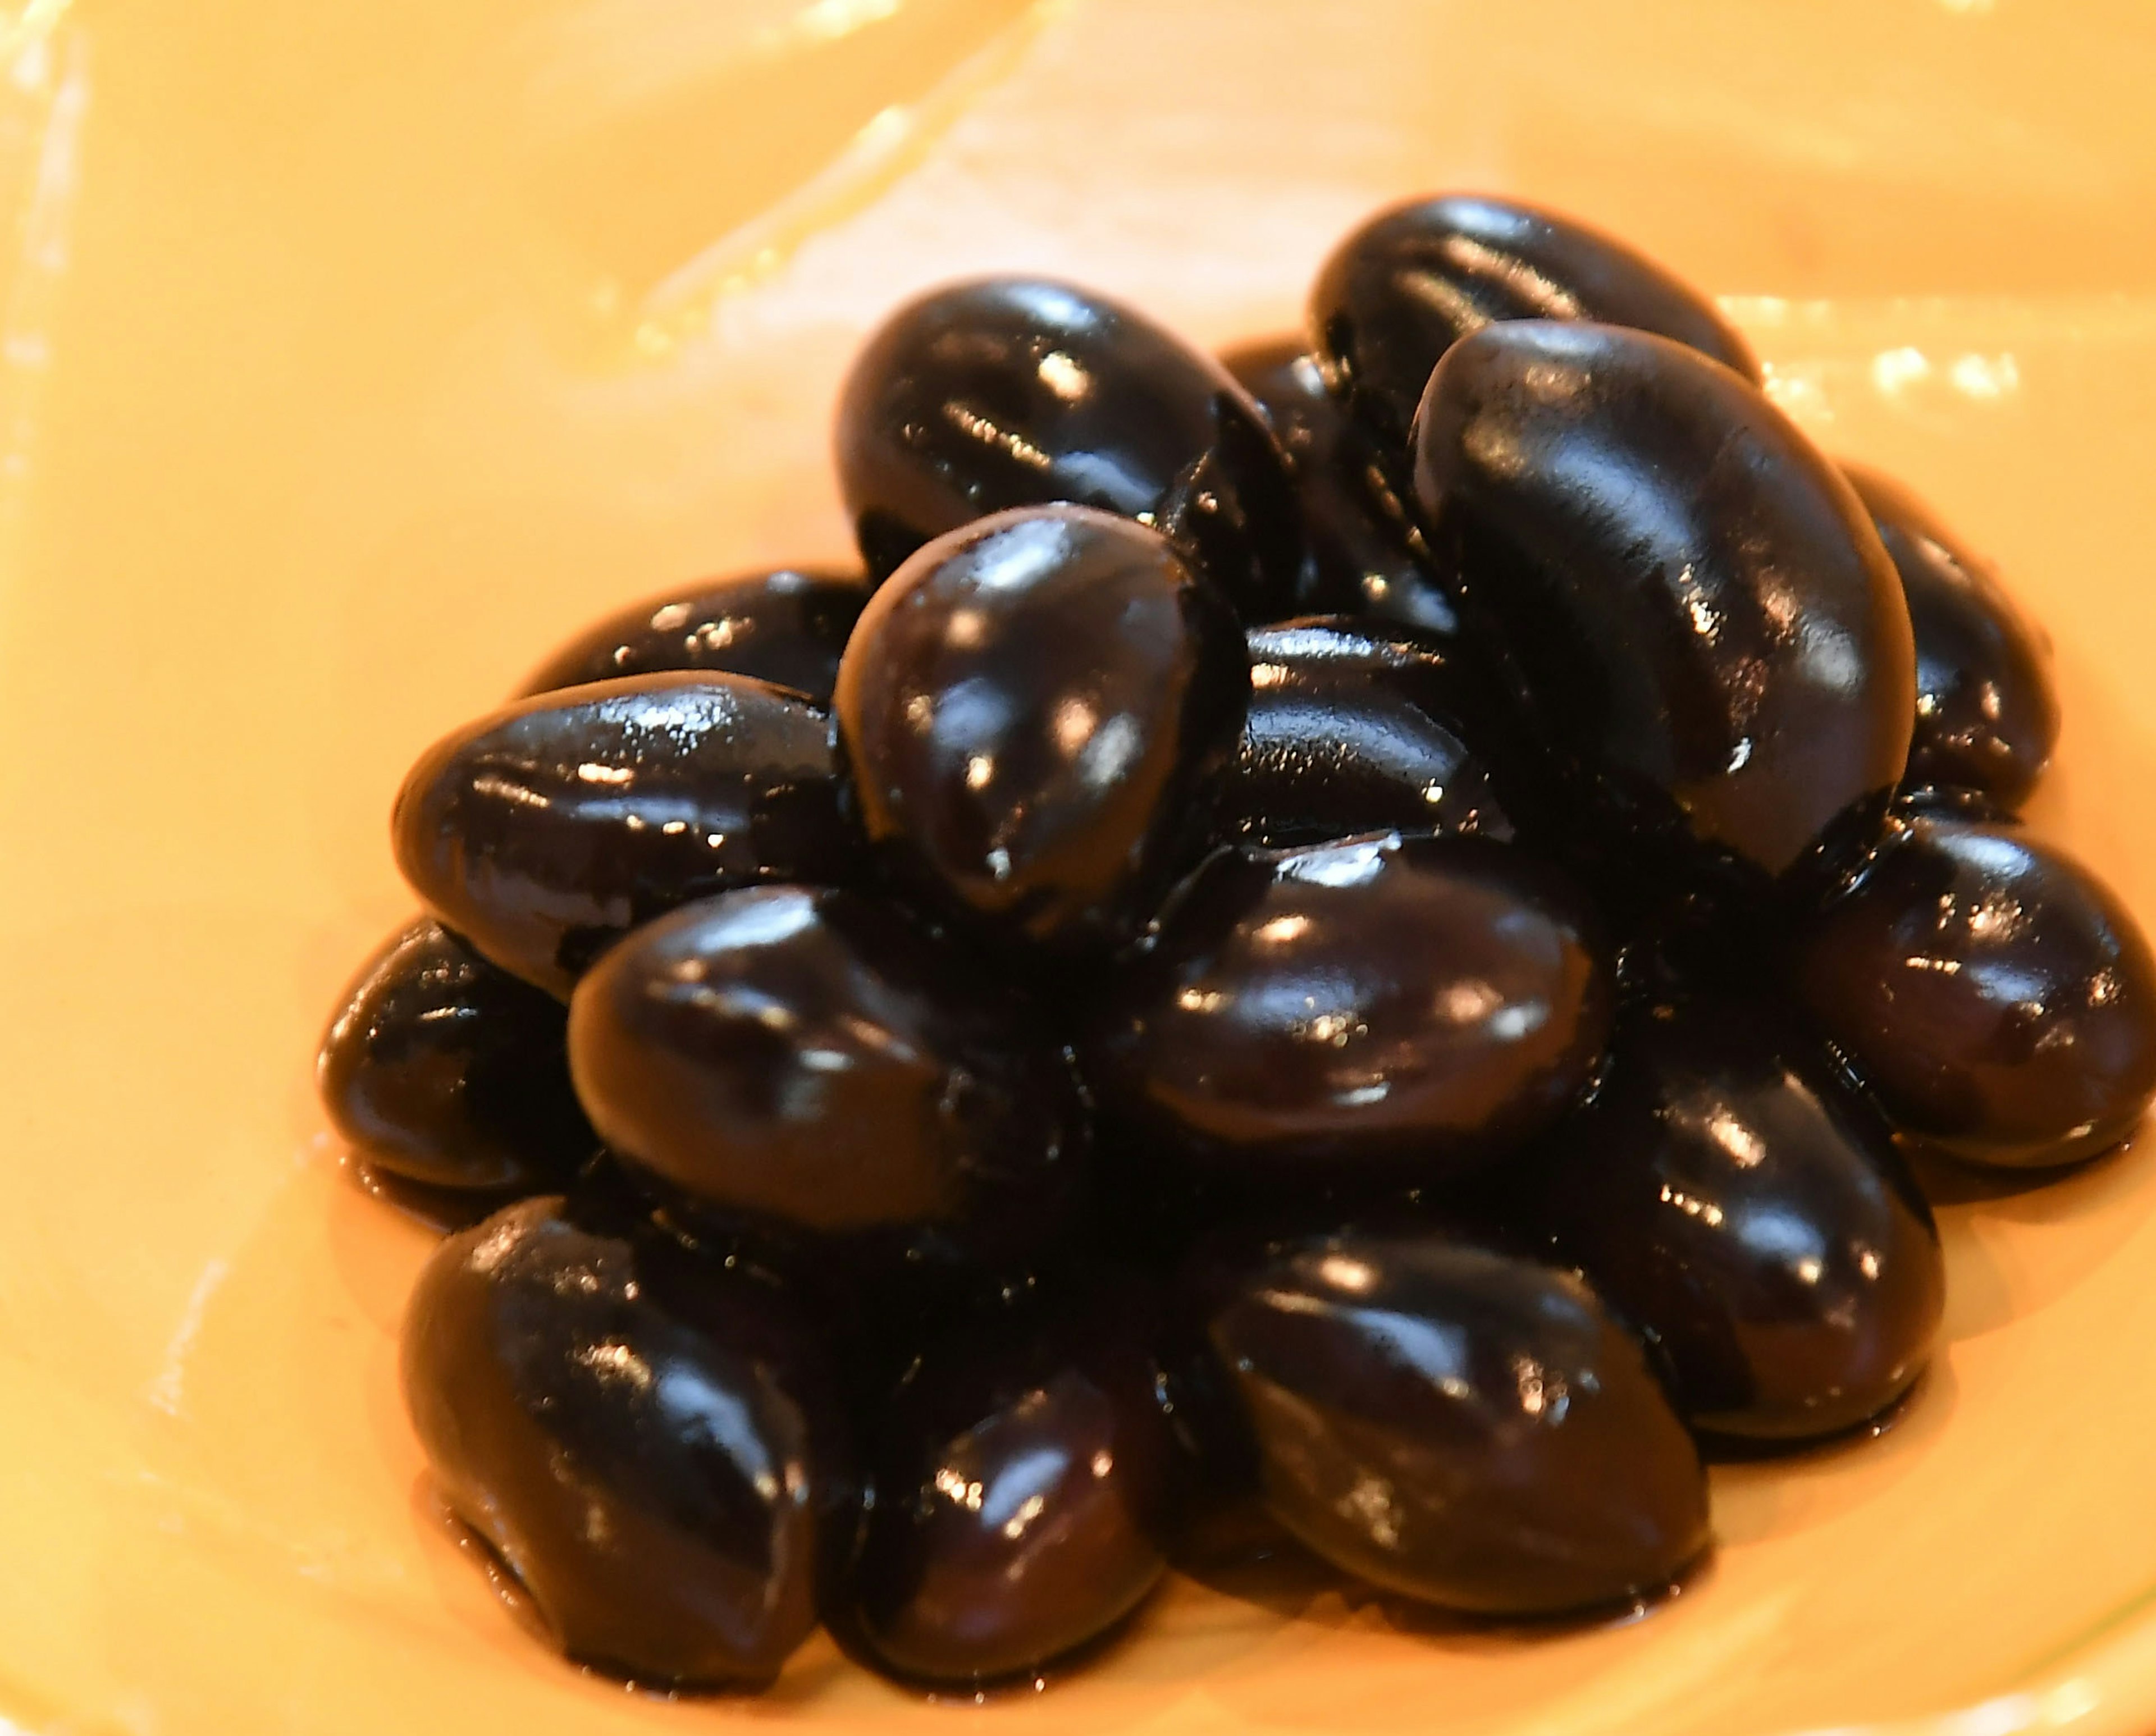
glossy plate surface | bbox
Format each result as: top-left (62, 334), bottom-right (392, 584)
top-left (2, 1), bottom-right (2155, 1731)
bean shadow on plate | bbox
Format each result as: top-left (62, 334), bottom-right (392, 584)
top-left (1922, 1131), bottom-right (2156, 1342)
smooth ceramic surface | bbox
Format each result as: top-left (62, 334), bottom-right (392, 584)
top-left (3, 1), bottom-right (2156, 1732)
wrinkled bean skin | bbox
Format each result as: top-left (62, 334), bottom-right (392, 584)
top-left (835, 506), bottom-right (1249, 958)
top-left (568, 886), bottom-right (1086, 1271)
top-left (1199, 1233), bottom-right (1711, 1615)
top-left (1843, 464), bottom-right (2059, 811)
top-left (1087, 833), bottom-right (1610, 1185)
top-left (1223, 618), bottom-right (1513, 848)
top-left (1413, 321), bottom-right (1914, 884)
top-left (1796, 815), bottom-right (2156, 1168)
top-left (1522, 999), bottom-right (1944, 1442)
top-left (1310, 193), bottom-right (1761, 463)
top-left (318, 918), bottom-right (596, 1194)
top-left (838, 1301), bottom-right (1172, 1686)
top-left (835, 278), bottom-right (1303, 619)
top-left (401, 1195), bottom-right (847, 1689)
top-left (520, 568), bottom-right (870, 705)
top-left (1219, 337), bottom-right (1458, 632)
top-left (392, 671), bottom-right (856, 999)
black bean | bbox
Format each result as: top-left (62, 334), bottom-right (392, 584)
top-left (1796, 813), bottom-right (2156, 1167)
top-left (1087, 832), bottom-right (1610, 1190)
top-left (401, 1195), bottom-right (848, 1688)
top-left (392, 671), bottom-right (856, 998)
top-left (1312, 193), bottom-right (1760, 463)
top-left (567, 885), bottom-right (1088, 1273)
top-left (1198, 1231), bottom-right (1710, 1614)
top-left (318, 917), bottom-right (595, 1195)
top-left (835, 505), bottom-right (1249, 958)
top-left (836, 278), bottom-right (1302, 619)
top-left (1412, 319), bottom-right (1913, 886)
top-left (519, 568), bottom-right (869, 705)
top-left (1520, 997), bottom-right (1944, 1442)
top-left (1843, 463), bottom-right (2059, 811)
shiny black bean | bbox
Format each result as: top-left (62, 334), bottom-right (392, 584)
top-left (519, 568), bottom-right (870, 705)
top-left (567, 885), bottom-right (1086, 1272)
top-left (835, 277), bottom-right (1302, 619)
top-left (838, 1299), bottom-right (1171, 1687)
top-left (1796, 814), bottom-right (2156, 1168)
top-left (1522, 998), bottom-right (1944, 1442)
top-left (1199, 1231), bottom-right (1710, 1614)
top-left (1412, 320), bottom-right (1913, 885)
top-left (318, 918), bottom-right (596, 1194)
top-left (1223, 616), bottom-right (1513, 848)
top-left (401, 1195), bottom-right (847, 1689)
top-left (1218, 337), bottom-right (1457, 632)
top-left (1086, 832), bottom-right (1610, 1188)
top-left (392, 671), bottom-right (856, 999)
top-left (835, 505), bottom-right (1249, 958)
top-left (1843, 463), bottom-right (2059, 811)
top-left (1890, 781), bottom-right (2017, 826)
top-left (1312, 193), bottom-right (1761, 463)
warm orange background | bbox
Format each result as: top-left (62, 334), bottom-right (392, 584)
top-left (2, 1), bottom-right (2154, 1731)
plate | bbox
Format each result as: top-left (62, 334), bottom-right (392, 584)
top-left (2, 1), bottom-right (2154, 1731)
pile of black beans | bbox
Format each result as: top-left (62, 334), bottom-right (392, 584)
top-left (320, 194), bottom-right (2156, 1696)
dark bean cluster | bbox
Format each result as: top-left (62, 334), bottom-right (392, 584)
top-left (319, 193), bottom-right (2155, 1697)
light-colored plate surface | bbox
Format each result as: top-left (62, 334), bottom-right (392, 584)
top-left (3, 1), bottom-right (2156, 1730)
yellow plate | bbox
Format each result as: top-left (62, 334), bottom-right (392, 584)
top-left (3, 0), bottom-right (2154, 1730)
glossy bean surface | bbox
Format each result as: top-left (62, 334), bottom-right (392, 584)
top-left (1223, 618), bottom-right (1512, 848)
top-left (1796, 814), bottom-right (2156, 1167)
top-left (1088, 832), bottom-right (1609, 1184)
top-left (401, 1195), bottom-right (844, 1689)
top-left (318, 918), bottom-right (595, 1194)
top-left (836, 506), bottom-right (1249, 958)
top-left (835, 277), bottom-right (1302, 619)
top-left (1219, 337), bottom-right (1456, 632)
top-left (519, 568), bottom-right (869, 704)
top-left (1200, 1233), bottom-right (1710, 1614)
top-left (1413, 320), bottom-right (1913, 883)
top-left (840, 1303), bottom-right (1171, 1687)
top-left (1311, 193), bottom-right (1761, 460)
top-left (1524, 999), bottom-right (1944, 1442)
top-left (1843, 463), bottom-right (2059, 811)
top-left (392, 671), bottom-right (855, 998)
top-left (568, 886), bottom-right (1086, 1270)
